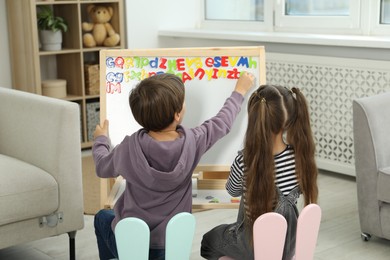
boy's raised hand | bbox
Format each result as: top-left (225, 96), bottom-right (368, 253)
top-left (94, 119), bottom-right (109, 139)
top-left (234, 72), bottom-right (255, 97)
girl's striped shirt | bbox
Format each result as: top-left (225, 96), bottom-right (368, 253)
top-left (226, 145), bottom-right (298, 197)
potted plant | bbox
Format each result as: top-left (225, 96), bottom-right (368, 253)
top-left (37, 6), bottom-right (68, 51)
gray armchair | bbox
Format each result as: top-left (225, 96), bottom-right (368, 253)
top-left (353, 91), bottom-right (390, 241)
top-left (0, 87), bottom-right (84, 259)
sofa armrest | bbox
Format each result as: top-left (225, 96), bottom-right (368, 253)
top-left (0, 87), bottom-right (84, 232)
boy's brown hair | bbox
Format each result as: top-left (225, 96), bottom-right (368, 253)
top-left (129, 73), bottom-right (185, 131)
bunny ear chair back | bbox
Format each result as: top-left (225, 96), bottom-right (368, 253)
top-left (219, 212), bottom-right (288, 260)
top-left (294, 204), bottom-right (322, 260)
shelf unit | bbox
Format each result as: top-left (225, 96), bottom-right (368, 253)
top-left (6, 0), bottom-right (126, 149)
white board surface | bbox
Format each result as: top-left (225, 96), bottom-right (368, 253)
top-left (100, 46), bottom-right (266, 166)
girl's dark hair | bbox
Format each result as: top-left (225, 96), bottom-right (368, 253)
top-left (129, 73), bottom-right (185, 131)
top-left (243, 85), bottom-right (318, 231)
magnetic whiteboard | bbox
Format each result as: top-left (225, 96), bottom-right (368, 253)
top-left (100, 46), bottom-right (266, 167)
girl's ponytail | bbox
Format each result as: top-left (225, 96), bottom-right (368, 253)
top-left (287, 87), bottom-right (318, 205)
top-left (244, 87), bottom-right (281, 232)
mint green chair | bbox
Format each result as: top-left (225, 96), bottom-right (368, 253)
top-left (115, 217), bottom-right (150, 260)
top-left (165, 212), bottom-right (196, 260)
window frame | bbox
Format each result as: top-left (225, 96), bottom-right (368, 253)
top-left (370, 0), bottom-right (390, 35)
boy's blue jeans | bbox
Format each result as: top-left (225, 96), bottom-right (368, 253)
top-left (94, 209), bottom-right (165, 260)
top-left (94, 209), bottom-right (118, 260)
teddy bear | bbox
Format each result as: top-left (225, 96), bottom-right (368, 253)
top-left (82, 4), bottom-right (120, 48)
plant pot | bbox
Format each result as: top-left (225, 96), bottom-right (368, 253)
top-left (39, 30), bottom-right (63, 51)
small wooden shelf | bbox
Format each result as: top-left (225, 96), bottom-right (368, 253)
top-left (64, 95), bottom-right (84, 101)
top-left (39, 49), bottom-right (82, 55)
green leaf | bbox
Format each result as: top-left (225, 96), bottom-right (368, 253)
top-left (37, 5), bottom-right (68, 33)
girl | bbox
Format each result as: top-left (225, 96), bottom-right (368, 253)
top-left (201, 85), bottom-right (318, 260)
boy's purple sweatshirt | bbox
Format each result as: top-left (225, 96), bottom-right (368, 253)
top-left (92, 91), bottom-right (244, 249)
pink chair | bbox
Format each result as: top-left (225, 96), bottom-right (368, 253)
top-left (294, 204), bottom-right (322, 260)
top-left (219, 212), bottom-right (287, 260)
top-left (253, 212), bottom-right (288, 260)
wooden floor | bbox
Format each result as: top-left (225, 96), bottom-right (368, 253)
top-left (1, 171), bottom-right (390, 259)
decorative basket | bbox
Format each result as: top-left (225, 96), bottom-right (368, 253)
top-left (84, 64), bottom-right (100, 95)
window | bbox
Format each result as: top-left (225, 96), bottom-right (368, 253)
top-left (285, 0), bottom-right (349, 16)
top-left (274, 0), bottom-right (360, 34)
top-left (202, 0), bottom-right (390, 36)
top-left (202, 0), bottom-right (272, 32)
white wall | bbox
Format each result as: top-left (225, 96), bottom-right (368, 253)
top-left (0, 0), bottom-right (12, 88)
top-left (125, 0), bottom-right (200, 48)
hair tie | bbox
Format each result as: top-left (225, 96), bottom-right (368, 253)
top-left (284, 86), bottom-right (293, 95)
top-left (255, 90), bottom-right (266, 104)
top-left (291, 87), bottom-right (300, 94)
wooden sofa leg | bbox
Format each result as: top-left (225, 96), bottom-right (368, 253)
top-left (68, 231), bottom-right (77, 260)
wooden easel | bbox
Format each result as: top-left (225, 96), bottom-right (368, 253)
top-left (98, 46), bottom-right (266, 211)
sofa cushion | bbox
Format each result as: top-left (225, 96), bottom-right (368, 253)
top-left (0, 154), bottom-right (58, 226)
top-left (377, 167), bottom-right (390, 204)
